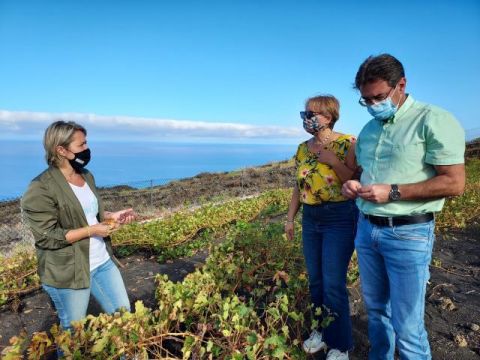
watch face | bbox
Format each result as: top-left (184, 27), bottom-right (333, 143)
top-left (389, 185), bottom-right (401, 201)
top-left (390, 191), bottom-right (401, 201)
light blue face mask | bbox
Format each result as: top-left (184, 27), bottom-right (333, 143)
top-left (366, 86), bottom-right (400, 121)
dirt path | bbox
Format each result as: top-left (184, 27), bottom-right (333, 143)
top-left (1, 226), bottom-right (479, 359)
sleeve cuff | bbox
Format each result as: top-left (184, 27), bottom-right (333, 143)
top-left (425, 155), bottom-right (465, 165)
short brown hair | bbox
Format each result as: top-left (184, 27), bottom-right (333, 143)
top-left (43, 120), bottom-right (87, 167)
top-left (305, 95), bottom-right (340, 129)
top-left (354, 54), bottom-right (405, 89)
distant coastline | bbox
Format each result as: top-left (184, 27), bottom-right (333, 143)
top-left (0, 140), bottom-right (298, 200)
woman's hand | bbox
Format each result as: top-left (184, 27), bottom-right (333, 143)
top-left (342, 180), bottom-right (361, 199)
top-left (107, 208), bottom-right (137, 224)
top-left (316, 149), bottom-right (339, 166)
top-left (285, 221), bottom-right (294, 241)
top-left (285, 187), bottom-right (300, 241)
top-left (90, 223), bottom-right (115, 238)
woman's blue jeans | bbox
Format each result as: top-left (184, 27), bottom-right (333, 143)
top-left (302, 200), bottom-right (358, 352)
top-left (42, 258), bottom-right (131, 332)
top-left (355, 214), bottom-right (434, 360)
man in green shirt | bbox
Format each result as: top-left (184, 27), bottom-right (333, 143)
top-left (342, 54), bottom-right (465, 360)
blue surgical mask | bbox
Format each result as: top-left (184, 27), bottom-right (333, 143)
top-left (367, 98), bottom-right (398, 121)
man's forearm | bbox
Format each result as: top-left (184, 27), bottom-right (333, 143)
top-left (398, 171), bottom-right (465, 200)
top-left (356, 164), bottom-right (465, 204)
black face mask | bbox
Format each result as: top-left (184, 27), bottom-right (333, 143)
top-left (69, 148), bottom-right (91, 172)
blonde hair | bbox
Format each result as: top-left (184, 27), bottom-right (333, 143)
top-left (43, 120), bottom-right (87, 167)
top-left (305, 95), bottom-right (340, 129)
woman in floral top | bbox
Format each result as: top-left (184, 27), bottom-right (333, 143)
top-left (285, 95), bottom-right (358, 359)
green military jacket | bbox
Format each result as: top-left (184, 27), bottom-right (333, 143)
top-left (21, 166), bottom-right (114, 289)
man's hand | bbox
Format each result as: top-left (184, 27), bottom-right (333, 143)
top-left (342, 180), bottom-right (361, 199)
top-left (316, 149), bottom-right (339, 166)
top-left (357, 184), bottom-right (390, 203)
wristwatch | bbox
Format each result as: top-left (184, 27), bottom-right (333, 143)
top-left (389, 184), bottom-right (401, 201)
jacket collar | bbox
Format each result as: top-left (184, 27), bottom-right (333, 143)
top-left (48, 166), bottom-right (95, 224)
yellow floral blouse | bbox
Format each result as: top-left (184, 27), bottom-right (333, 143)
top-left (295, 134), bottom-right (356, 205)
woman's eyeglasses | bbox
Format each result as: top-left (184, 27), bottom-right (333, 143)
top-left (300, 111), bottom-right (321, 120)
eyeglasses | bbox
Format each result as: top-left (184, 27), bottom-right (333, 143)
top-left (358, 86), bottom-right (396, 107)
top-left (300, 111), bottom-right (321, 120)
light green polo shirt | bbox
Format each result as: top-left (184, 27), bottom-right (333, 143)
top-left (356, 95), bottom-right (465, 216)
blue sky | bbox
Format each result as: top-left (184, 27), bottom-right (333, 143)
top-left (0, 0), bottom-right (479, 143)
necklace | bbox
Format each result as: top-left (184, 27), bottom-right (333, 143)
top-left (313, 130), bottom-right (333, 147)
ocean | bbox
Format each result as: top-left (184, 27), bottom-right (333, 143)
top-left (0, 140), bottom-right (298, 200)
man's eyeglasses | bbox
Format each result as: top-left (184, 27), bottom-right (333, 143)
top-left (358, 86), bottom-right (396, 107)
top-left (300, 111), bottom-right (321, 120)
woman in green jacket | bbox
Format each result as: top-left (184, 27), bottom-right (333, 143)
top-left (22, 120), bottom-right (136, 334)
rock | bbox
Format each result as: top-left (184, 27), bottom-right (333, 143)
top-left (438, 297), bottom-right (457, 311)
top-left (469, 323), bottom-right (480, 332)
top-left (460, 322), bottom-right (480, 332)
top-left (453, 334), bottom-right (468, 347)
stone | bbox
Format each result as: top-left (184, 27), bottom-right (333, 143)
top-left (453, 334), bottom-right (468, 347)
top-left (438, 297), bottom-right (457, 311)
top-left (469, 323), bottom-right (480, 332)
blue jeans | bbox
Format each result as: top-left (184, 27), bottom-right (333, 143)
top-left (302, 200), bottom-right (358, 352)
top-left (356, 214), bottom-right (435, 360)
top-left (43, 258), bottom-right (131, 332)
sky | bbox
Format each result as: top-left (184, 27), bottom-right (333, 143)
top-left (0, 0), bottom-right (479, 143)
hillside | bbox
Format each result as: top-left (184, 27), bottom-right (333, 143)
top-left (466, 138), bottom-right (480, 159)
top-left (0, 160), bottom-right (295, 254)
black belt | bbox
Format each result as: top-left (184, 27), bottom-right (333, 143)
top-left (363, 212), bottom-right (434, 227)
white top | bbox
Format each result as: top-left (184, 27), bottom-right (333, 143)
top-left (69, 181), bottom-right (110, 271)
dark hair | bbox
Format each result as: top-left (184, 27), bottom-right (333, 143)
top-left (354, 54), bottom-right (405, 89)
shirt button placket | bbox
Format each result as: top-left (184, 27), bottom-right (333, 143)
top-left (373, 128), bottom-right (386, 181)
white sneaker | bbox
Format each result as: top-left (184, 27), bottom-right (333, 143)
top-left (302, 330), bottom-right (327, 354)
top-left (326, 348), bottom-right (349, 360)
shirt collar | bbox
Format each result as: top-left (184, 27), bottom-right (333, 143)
top-left (386, 94), bottom-right (414, 124)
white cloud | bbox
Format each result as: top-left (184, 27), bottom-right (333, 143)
top-left (0, 109), bottom-right (303, 140)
